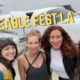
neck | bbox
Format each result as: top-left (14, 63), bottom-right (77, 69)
top-left (52, 47), bottom-right (60, 51)
top-left (27, 50), bottom-right (39, 58)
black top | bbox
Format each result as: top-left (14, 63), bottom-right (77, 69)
top-left (23, 51), bottom-right (49, 80)
top-left (10, 66), bottom-right (16, 80)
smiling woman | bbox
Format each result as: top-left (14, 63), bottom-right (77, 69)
top-left (0, 38), bottom-right (18, 80)
top-left (41, 26), bottom-right (78, 80)
top-left (18, 30), bottom-right (49, 80)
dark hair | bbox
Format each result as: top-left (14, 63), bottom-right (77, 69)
top-left (74, 41), bottom-right (80, 77)
top-left (0, 39), bottom-right (18, 69)
top-left (41, 26), bottom-right (78, 57)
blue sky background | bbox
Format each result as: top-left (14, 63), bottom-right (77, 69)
top-left (0, 0), bottom-right (80, 14)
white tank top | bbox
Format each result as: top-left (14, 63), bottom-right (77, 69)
top-left (50, 47), bottom-right (69, 78)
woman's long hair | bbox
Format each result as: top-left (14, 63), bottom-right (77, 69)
top-left (74, 41), bottom-right (80, 77)
top-left (41, 26), bottom-right (78, 57)
top-left (0, 39), bottom-right (18, 69)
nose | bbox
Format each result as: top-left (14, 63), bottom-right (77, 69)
top-left (32, 44), bottom-right (36, 48)
top-left (9, 48), bottom-right (14, 53)
top-left (54, 38), bottom-right (58, 42)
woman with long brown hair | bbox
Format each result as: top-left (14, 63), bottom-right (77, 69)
top-left (41, 26), bottom-right (78, 80)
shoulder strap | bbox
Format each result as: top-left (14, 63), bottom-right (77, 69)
top-left (23, 53), bottom-right (30, 64)
top-left (41, 52), bottom-right (45, 61)
top-left (31, 51), bottom-right (41, 65)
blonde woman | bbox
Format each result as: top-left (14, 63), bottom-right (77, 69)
top-left (18, 30), bottom-right (49, 80)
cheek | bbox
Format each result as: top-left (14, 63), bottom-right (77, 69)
top-left (1, 50), bottom-right (7, 57)
top-left (36, 43), bottom-right (40, 47)
top-left (13, 49), bottom-right (16, 54)
top-left (49, 39), bottom-right (54, 44)
top-left (13, 48), bottom-right (16, 51)
top-left (28, 45), bottom-right (32, 48)
top-left (58, 39), bottom-right (63, 46)
top-left (60, 38), bottom-right (63, 43)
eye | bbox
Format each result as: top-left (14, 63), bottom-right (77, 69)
top-left (35, 42), bottom-right (39, 44)
top-left (51, 36), bottom-right (55, 39)
top-left (29, 42), bottom-right (32, 44)
top-left (57, 35), bottom-right (61, 38)
top-left (4, 47), bottom-right (9, 50)
top-left (12, 46), bottom-right (15, 49)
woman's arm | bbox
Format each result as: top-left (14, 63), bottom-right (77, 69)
top-left (18, 56), bottom-right (26, 80)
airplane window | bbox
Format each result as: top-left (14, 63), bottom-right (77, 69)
top-left (47, 8), bottom-right (76, 23)
top-left (56, 12), bottom-right (68, 23)
top-left (25, 12), bottom-right (33, 19)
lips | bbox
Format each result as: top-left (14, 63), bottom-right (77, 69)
top-left (8, 55), bottom-right (14, 57)
top-left (7, 54), bottom-right (15, 57)
top-left (53, 43), bottom-right (59, 46)
top-left (30, 48), bottom-right (38, 52)
top-left (31, 49), bottom-right (37, 51)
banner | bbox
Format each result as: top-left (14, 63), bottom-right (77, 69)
top-left (0, 1), bottom-right (80, 80)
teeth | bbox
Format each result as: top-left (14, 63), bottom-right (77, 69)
top-left (8, 55), bottom-right (14, 57)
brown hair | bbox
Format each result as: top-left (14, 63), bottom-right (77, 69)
top-left (26, 29), bottom-right (41, 42)
top-left (41, 26), bottom-right (78, 57)
top-left (74, 41), bottom-right (80, 77)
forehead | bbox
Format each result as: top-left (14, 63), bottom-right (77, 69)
top-left (27, 36), bottom-right (39, 42)
top-left (3, 45), bottom-right (15, 48)
top-left (50, 30), bottom-right (62, 35)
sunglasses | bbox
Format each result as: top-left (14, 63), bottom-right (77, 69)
top-left (0, 37), bottom-right (13, 41)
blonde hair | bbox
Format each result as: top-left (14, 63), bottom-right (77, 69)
top-left (26, 30), bottom-right (41, 42)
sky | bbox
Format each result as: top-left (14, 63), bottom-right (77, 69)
top-left (0, 0), bottom-right (80, 14)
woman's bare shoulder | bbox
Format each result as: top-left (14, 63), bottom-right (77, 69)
top-left (18, 53), bottom-right (29, 71)
top-left (18, 53), bottom-right (28, 65)
top-left (0, 63), bottom-right (7, 72)
top-left (40, 51), bottom-right (46, 60)
top-left (18, 54), bottom-right (25, 62)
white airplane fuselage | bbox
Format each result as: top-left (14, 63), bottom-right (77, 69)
top-left (0, 7), bottom-right (80, 54)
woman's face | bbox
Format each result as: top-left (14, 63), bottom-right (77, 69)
top-left (1, 45), bottom-right (16, 61)
top-left (27, 36), bottom-right (40, 54)
top-left (49, 30), bottom-right (63, 50)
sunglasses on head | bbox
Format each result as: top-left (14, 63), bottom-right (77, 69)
top-left (0, 37), bottom-right (13, 41)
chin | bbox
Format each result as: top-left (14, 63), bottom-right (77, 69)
top-left (53, 47), bottom-right (60, 50)
top-left (7, 58), bottom-right (14, 61)
top-left (31, 51), bottom-right (38, 54)
top-left (55, 48), bottom-right (60, 50)
top-left (32, 51), bottom-right (37, 54)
